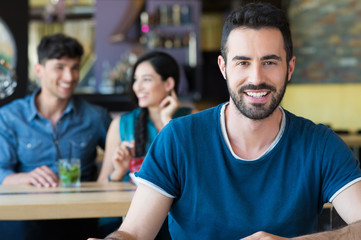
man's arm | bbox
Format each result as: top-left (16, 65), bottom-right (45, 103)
top-left (89, 183), bottom-right (173, 240)
top-left (96, 230), bottom-right (135, 240)
top-left (293, 220), bottom-right (361, 240)
top-left (241, 221), bottom-right (361, 240)
top-left (331, 180), bottom-right (361, 225)
top-left (2, 166), bottom-right (58, 187)
top-left (296, 180), bottom-right (361, 239)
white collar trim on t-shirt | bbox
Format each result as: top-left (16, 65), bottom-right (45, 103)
top-left (220, 102), bottom-right (286, 161)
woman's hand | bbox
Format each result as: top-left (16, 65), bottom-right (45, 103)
top-left (159, 90), bottom-right (180, 126)
top-left (109, 141), bottom-right (135, 181)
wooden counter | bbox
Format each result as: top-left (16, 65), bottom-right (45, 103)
top-left (0, 181), bottom-right (136, 220)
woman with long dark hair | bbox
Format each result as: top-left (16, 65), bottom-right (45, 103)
top-left (98, 51), bottom-right (194, 182)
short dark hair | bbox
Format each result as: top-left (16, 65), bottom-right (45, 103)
top-left (37, 33), bottom-right (84, 64)
top-left (220, 3), bottom-right (293, 64)
top-left (129, 51), bottom-right (180, 105)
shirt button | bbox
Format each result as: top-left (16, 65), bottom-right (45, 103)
top-left (27, 143), bottom-right (32, 148)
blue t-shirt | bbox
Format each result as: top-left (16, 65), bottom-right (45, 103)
top-left (0, 89), bottom-right (112, 183)
top-left (119, 107), bottom-right (192, 181)
top-left (137, 103), bottom-right (361, 239)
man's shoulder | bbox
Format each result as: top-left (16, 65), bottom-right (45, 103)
top-left (0, 96), bottom-right (34, 128)
top-left (0, 95), bottom-right (32, 113)
top-left (284, 109), bottom-right (323, 127)
top-left (283, 108), bottom-right (331, 136)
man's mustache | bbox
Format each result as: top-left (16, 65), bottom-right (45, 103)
top-left (238, 83), bottom-right (276, 93)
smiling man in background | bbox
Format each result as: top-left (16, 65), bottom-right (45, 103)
top-left (0, 33), bottom-right (111, 239)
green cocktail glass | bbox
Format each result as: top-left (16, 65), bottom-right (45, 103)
top-left (58, 158), bottom-right (81, 187)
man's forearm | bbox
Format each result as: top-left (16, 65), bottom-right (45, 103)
top-left (104, 230), bottom-right (135, 240)
top-left (2, 172), bottom-right (27, 185)
top-left (294, 220), bottom-right (361, 240)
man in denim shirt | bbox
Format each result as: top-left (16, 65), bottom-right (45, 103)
top-left (0, 34), bottom-right (111, 239)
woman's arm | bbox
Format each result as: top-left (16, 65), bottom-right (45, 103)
top-left (97, 117), bottom-right (121, 182)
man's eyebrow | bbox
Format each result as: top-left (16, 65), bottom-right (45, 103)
top-left (261, 54), bottom-right (282, 61)
top-left (71, 63), bottom-right (80, 68)
top-left (231, 55), bottom-right (282, 61)
top-left (232, 56), bottom-right (251, 61)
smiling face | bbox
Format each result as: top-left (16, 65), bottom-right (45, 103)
top-left (132, 61), bottom-right (173, 108)
top-left (36, 57), bottom-right (80, 101)
top-left (218, 27), bottom-right (295, 120)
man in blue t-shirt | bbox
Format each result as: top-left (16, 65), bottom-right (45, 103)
top-left (90, 3), bottom-right (361, 240)
top-left (0, 34), bottom-right (111, 239)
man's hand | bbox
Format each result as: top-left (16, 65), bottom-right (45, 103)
top-left (88, 230), bottom-right (136, 240)
top-left (2, 165), bottom-right (58, 187)
top-left (25, 165), bottom-right (58, 187)
top-left (240, 231), bottom-right (289, 240)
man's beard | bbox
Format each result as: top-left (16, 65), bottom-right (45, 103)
top-left (227, 73), bottom-right (288, 120)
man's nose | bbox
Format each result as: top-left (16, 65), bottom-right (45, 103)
top-left (248, 64), bottom-right (264, 85)
top-left (63, 68), bottom-right (74, 81)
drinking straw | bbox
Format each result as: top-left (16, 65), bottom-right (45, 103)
top-left (68, 143), bottom-right (72, 163)
top-left (52, 135), bottom-right (62, 159)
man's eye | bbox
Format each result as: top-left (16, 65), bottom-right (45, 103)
top-left (264, 61), bottom-right (275, 65)
top-left (238, 61), bottom-right (249, 66)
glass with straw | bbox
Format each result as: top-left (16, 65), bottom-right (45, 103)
top-left (58, 143), bottom-right (81, 187)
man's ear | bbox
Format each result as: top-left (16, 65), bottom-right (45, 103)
top-left (34, 63), bottom-right (44, 79)
top-left (218, 55), bottom-right (226, 80)
top-left (165, 77), bottom-right (175, 92)
top-left (287, 56), bottom-right (296, 82)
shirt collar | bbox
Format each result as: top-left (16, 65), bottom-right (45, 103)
top-left (220, 102), bottom-right (286, 160)
top-left (64, 98), bottom-right (76, 115)
top-left (28, 88), bottom-right (40, 121)
top-left (28, 88), bottom-right (76, 121)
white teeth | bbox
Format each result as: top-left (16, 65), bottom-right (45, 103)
top-left (59, 83), bottom-right (71, 88)
top-left (246, 92), bottom-right (267, 98)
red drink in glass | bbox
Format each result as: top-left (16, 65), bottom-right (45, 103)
top-left (129, 157), bottom-right (144, 173)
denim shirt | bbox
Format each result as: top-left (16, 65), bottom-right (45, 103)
top-left (0, 89), bottom-right (112, 183)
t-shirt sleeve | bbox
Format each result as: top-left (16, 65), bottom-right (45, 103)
top-left (135, 122), bottom-right (181, 197)
top-left (320, 130), bottom-right (361, 202)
